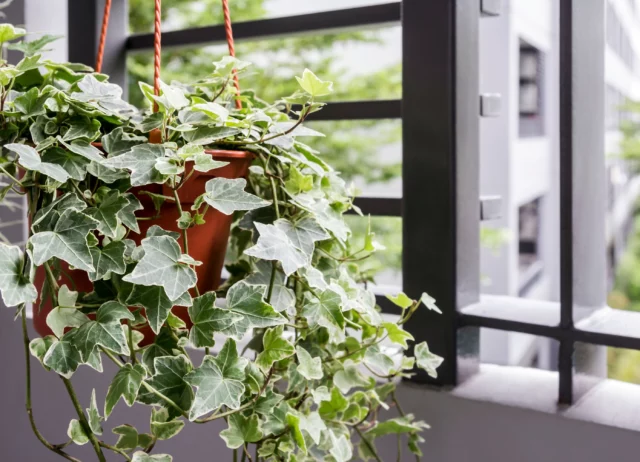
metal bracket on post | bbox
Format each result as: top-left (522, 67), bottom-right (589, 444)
top-left (480, 93), bottom-right (502, 117)
top-left (480, 196), bottom-right (502, 221)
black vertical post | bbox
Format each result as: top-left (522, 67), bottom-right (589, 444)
top-left (403, 0), bottom-right (480, 385)
top-left (558, 0), bottom-right (574, 405)
top-left (68, 0), bottom-right (128, 93)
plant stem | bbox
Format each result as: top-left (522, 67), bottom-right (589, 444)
top-left (266, 261), bottom-right (277, 304)
top-left (99, 441), bottom-right (132, 461)
top-left (21, 310), bottom-right (81, 462)
top-left (0, 163), bottom-right (22, 184)
top-left (354, 426), bottom-right (383, 462)
top-left (60, 377), bottom-right (107, 462)
top-left (233, 448), bottom-right (238, 462)
top-left (172, 182), bottom-right (189, 255)
top-left (127, 321), bottom-right (137, 364)
top-left (243, 444), bottom-right (253, 462)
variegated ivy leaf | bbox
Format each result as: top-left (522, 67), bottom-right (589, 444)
top-left (199, 178), bottom-right (270, 216)
top-left (105, 363), bottom-right (146, 417)
top-left (89, 240), bottom-right (127, 281)
top-left (132, 452), bottom-right (173, 462)
top-left (119, 193), bottom-right (143, 233)
top-left (46, 304), bottom-right (89, 338)
top-left (87, 389), bottom-right (103, 435)
top-left (293, 194), bottom-right (350, 242)
top-left (57, 137), bottom-right (105, 163)
top-left (62, 116), bottom-right (101, 142)
top-left (255, 326), bottom-right (295, 373)
top-left (87, 161), bottom-right (129, 184)
top-left (30, 209), bottom-right (99, 272)
top-left (102, 128), bottom-right (147, 157)
top-left (0, 23), bottom-right (26, 43)
top-left (102, 143), bottom-right (166, 186)
top-left (123, 235), bottom-right (197, 302)
top-left (31, 192), bottom-right (86, 232)
top-left (43, 338), bottom-right (82, 378)
top-left (182, 126), bottom-right (240, 145)
top-left (244, 222), bottom-right (308, 277)
top-left (364, 345), bottom-right (396, 376)
top-left (192, 102), bottom-right (229, 122)
top-left (188, 292), bottom-right (242, 348)
top-left (14, 87), bottom-right (49, 118)
top-left (29, 335), bottom-right (56, 369)
top-left (382, 322), bottom-right (414, 349)
top-left (125, 284), bottom-right (183, 335)
top-left (0, 243), bottom-right (37, 307)
top-left (8, 34), bottom-right (61, 56)
top-left (296, 68), bottom-right (334, 97)
top-left (246, 261), bottom-right (294, 314)
top-left (72, 74), bottom-right (122, 102)
top-left (6, 143), bottom-right (70, 183)
top-left (67, 419), bottom-right (89, 445)
top-left (66, 301), bottom-right (134, 361)
top-left (275, 217), bottom-right (329, 262)
top-left (414, 341), bottom-right (444, 378)
top-left (220, 413), bottom-right (263, 449)
top-left (219, 281), bottom-right (286, 340)
top-left (295, 345), bottom-right (323, 380)
top-left (137, 355), bottom-right (194, 419)
top-left (302, 288), bottom-right (345, 343)
top-left (191, 154), bottom-right (229, 173)
top-left (365, 415), bottom-right (430, 439)
top-left (86, 190), bottom-right (129, 238)
top-left (334, 360), bottom-right (372, 394)
top-left (41, 146), bottom-right (89, 181)
top-left (184, 338), bottom-right (248, 420)
top-left (150, 408), bottom-right (185, 441)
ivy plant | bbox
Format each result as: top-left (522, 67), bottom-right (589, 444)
top-left (0, 24), bottom-right (443, 462)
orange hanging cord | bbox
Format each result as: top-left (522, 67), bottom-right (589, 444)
top-left (95, 0), bottom-right (112, 73)
top-left (96, 0), bottom-right (242, 112)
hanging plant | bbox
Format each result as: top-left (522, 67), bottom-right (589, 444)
top-left (0, 19), bottom-right (443, 462)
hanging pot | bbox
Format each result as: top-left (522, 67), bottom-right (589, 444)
top-left (32, 149), bottom-right (254, 345)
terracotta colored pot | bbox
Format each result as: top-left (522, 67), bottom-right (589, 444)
top-left (33, 150), bottom-right (254, 344)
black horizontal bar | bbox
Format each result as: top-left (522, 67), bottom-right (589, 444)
top-left (126, 3), bottom-right (401, 51)
top-left (303, 100), bottom-right (401, 121)
top-left (351, 197), bottom-right (401, 216)
top-left (458, 312), bottom-right (640, 350)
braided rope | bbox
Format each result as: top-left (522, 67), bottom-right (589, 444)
top-left (153, 0), bottom-right (162, 113)
top-left (95, 0), bottom-right (112, 73)
top-left (222, 0), bottom-right (242, 109)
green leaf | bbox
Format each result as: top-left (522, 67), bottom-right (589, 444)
top-left (6, 143), bottom-right (70, 183)
top-left (256, 326), bottom-right (295, 372)
top-left (102, 128), bottom-right (146, 157)
top-left (89, 240), bottom-right (127, 281)
top-left (192, 102), bottom-right (229, 121)
top-left (132, 452), bottom-right (172, 462)
top-left (151, 81), bottom-right (190, 112)
top-left (191, 153), bottom-right (229, 173)
top-left (41, 147), bottom-right (89, 181)
top-left (137, 355), bottom-right (193, 419)
top-left (318, 387), bottom-right (348, 419)
top-left (365, 414), bottom-right (429, 438)
top-left (86, 190), bottom-right (129, 238)
top-left (113, 424), bottom-right (139, 450)
top-left (8, 34), bottom-right (62, 56)
top-left (254, 388), bottom-right (283, 416)
top-left (219, 413), bottom-right (263, 449)
top-left (295, 345), bottom-right (323, 380)
top-left (29, 335), bottom-right (56, 369)
top-left (67, 301), bottom-right (134, 361)
top-left (275, 217), bottom-right (329, 261)
top-left (286, 412), bottom-right (307, 454)
top-left (30, 209), bottom-right (99, 272)
top-left (0, 243), bottom-right (37, 307)
top-left (123, 235), bottom-right (197, 301)
top-left (245, 260), bottom-right (295, 313)
top-left (414, 341), bottom-right (444, 378)
top-left (32, 192), bottom-right (86, 232)
top-left (334, 360), bottom-right (371, 394)
top-left (62, 117), bottom-right (101, 142)
top-left (220, 281), bottom-right (286, 340)
top-left (311, 386), bottom-right (331, 404)
top-left (102, 144), bottom-right (166, 186)
top-left (150, 408), bottom-right (185, 441)
top-left (297, 411), bottom-right (326, 445)
top-left (72, 74), bottom-right (122, 102)
top-left (0, 24), bottom-right (26, 43)
top-left (295, 69), bottom-right (333, 97)
top-left (184, 338), bottom-right (248, 420)
top-left (87, 389), bottom-right (103, 435)
top-left (105, 363), bottom-right (146, 418)
top-left (387, 292), bottom-right (413, 309)
top-left (200, 178), bottom-right (270, 216)
top-left (126, 285), bottom-right (176, 334)
top-left (14, 87), bottom-right (49, 117)
top-left (57, 137), bottom-right (105, 163)
top-left (302, 288), bottom-right (345, 342)
top-left (118, 193), bottom-right (143, 233)
top-left (188, 292), bottom-right (241, 348)
top-left (67, 419), bottom-right (89, 445)
top-left (182, 126), bottom-right (240, 145)
top-left (141, 327), bottom-right (179, 374)
top-left (382, 322), bottom-right (414, 349)
top-left (43, 338), bottom-right (82, 378)
top-left (244, 222), bottom-right (308, 277)
top-left (364, 345), bottom-right (395, 376)
top-left (285, 166), bottom-right (314, 194)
